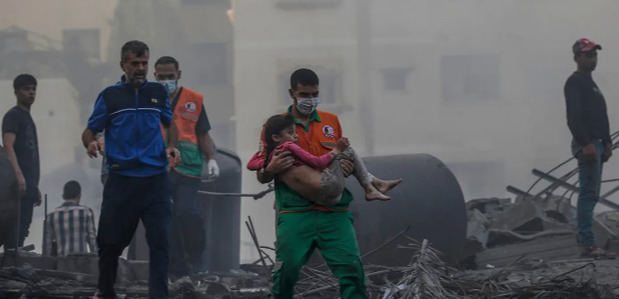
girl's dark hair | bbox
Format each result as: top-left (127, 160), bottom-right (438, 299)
top-left (263, 114), bottom-right (295, 168)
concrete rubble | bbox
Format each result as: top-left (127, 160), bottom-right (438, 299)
top-left (0, 252), bottom-right (269, 298)
top-left (463, 195), bottom-right (619, 269)
top-left (3, 228), bottom-right (619, 298)
top-left (286, 237), bottom-right (619, 298)
top-left (4, 195), bottom-right (619, 298)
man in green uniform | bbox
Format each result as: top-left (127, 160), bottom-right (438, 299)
top-left (254, 68), bottom-right (368, 298)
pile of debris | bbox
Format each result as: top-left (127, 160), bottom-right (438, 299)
top-left (0, 252), bottom-right (269, 298)
top-left (3, 235), bottom-right (619, 298)
top-left (291, 238), bottom-right (617, 298)
top-left (462, 195), bottom-right (619, 269)
top-left (5, 194), bottom-right (619, 298)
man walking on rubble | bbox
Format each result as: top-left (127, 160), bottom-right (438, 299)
top-left (82, 40), bottom-right (180, 299)
top-left (564, 38), bottom-right (615, 259)
top-left (252, 68), bottom-right (386, 298)
top-left (154, 55), bottom-right (219, 277)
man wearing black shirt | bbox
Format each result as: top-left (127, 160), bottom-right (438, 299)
top-left (2, 74), bottom-right (41, 247)
top-left (564, 38), bottom-right (614, 258)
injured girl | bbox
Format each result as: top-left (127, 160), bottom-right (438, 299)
top-left (247, 114), bottom-right (401, 206)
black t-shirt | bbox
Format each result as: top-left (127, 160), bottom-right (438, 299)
top-left (171, 87), bottom-right (211, 134)
top-left (564, 72), bottom-right (611, 146)
top-left (2, 106), bottom-right (40, 189)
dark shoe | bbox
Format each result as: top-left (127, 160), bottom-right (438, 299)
top-left (580, 246), bottom-right (617, 259)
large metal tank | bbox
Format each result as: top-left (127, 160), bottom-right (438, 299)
top-left (0, 146), bottom-right (19, 249)
top-left (347, 154), bottom-right (466, 265)
top-left (198, 148), bottom-right (241, 272)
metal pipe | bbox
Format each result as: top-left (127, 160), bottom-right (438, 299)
top-left (532, 168), bottom-right (619, 210)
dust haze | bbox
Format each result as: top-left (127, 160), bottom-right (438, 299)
top-left (2, 0), bottom-right (619, 263)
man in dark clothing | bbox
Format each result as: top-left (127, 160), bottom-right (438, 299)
top-left (2, 74), bottom-right (41, 247)
top-left (82, 40), bottom-right (180, 299)
top-left (564, 38), bottom-right (615, 259)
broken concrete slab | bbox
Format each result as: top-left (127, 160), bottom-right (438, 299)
top-left (595, 211), bottom-right (619, 242)
top-left (56, 253), bottom-right (98, 277)
top-left (490, 199), bottom-right (546, 234)
top-left (466, 197), bottom-right (511, 218)
top-left (539, 195), bottom-right (576, 225)
top-left (0, 251), bottom-right (57, 270)
top-left (592, 215), bottom-right (619, 251)
top-left (476, 235), bottom-right (580, 268)
top-left (466, 208), bottom-right (489, 249)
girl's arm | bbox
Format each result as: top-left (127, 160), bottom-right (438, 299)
top-left (246, 151), bottom-right (265, 171)
top-left (281, 142), bottom-right (334, 169)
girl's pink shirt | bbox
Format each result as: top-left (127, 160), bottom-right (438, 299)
top-left (246, 141), bottom-right (333, 171)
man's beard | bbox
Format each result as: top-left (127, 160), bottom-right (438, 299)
top-left (130, 73), bottom-right (146, 85)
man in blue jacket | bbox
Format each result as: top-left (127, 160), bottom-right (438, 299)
top-left (82, 40), bottom-right (180, 299)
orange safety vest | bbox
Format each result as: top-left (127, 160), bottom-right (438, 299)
top-left (257, 108), bottom-right (351, 212)
top-left (172, 87), bottom-right (205, 177)
top-left (257, 109), bottom-right (343, 160)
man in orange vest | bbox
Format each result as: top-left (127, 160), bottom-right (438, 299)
top-left (154, 56), bottom-right (219, 276)
top-left (254, 68), bottom-right (370, 298)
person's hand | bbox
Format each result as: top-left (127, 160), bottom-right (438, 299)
top-left (87, 141), bottom-right (100, 158)
top-left (602, 143), bottom-right (613, 162)
top-left (339, 159), bottom-right (354, 177)
top-left (96, 135), bottom-right (106, 156)
top-left (582, 143), bottom-right (598, 162)
top-left (335, 137), bottom-right (350, 153)
top-left (265, 150), bottom-right (294, 175)
top-left (34, 190), bottom-right (42, 207)
top-left (166, 147), bottom-right (181, 168)
top-left (207, 159), bottom-right (220, 179)
top-left (17, 172), bottom-right (26, 194)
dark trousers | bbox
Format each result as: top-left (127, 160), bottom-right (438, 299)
top-left (97, 172), bottom-right (171, 299)
top-left (168, 171), bottom-right (206, 276)
top-left (18, 187), bottom-right (37, 247)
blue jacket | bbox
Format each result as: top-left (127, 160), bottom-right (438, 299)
top-left (87, 76), bottom-right (172, 177)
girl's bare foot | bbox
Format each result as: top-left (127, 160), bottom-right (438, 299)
top-left (372, 178), bottom-right (402, 194)
top-left (365, 185), bottom-right (390, 201)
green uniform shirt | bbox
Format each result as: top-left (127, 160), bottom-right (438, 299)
top-left (274, 106), bottom-right (353, 212)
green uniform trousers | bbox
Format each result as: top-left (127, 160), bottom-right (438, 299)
top-left (271, 210), bottom-right (369, 299)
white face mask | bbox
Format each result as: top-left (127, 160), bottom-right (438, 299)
top-left (296, 97), bottom-right (320, 115)
top-left (160, 80), bottom-right (177, 95)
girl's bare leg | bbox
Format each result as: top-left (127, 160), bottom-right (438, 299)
top-left (339, 148), bottom-right (390, 201)
top-left (343, 148), bottom-right (402, 194)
